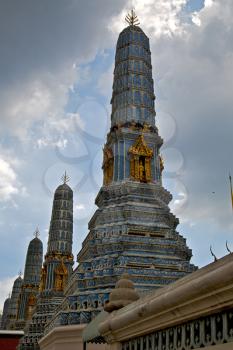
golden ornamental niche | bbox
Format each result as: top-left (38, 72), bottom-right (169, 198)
top-left (39, 266), bottom-right (47, 292)
top-left (128, 135), bottom-right (153, 183)
top-left (26, 293), bottom-right (36, 320)
top-left (54, 259), bottom-right (68, 292)
top-left (102, 146), bottom-right (114, 185)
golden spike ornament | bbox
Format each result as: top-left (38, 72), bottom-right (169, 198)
top-left (61, 171), bottom-right (70, 184)
top-left (125, 9), bottom-right (140, 26)
top-left (34, 227), bottom-right (40, 238)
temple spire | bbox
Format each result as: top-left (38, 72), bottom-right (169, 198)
top-left (5, 274), bottom-right (23, 329)
top-left (18, 180), bottom-right (73, 348)
top-left (125, 9), bottom-right (140, 26)
top-left (15, 231), bottom-right (43, 329)
top-left (45, 179), bottom-right (73, 286)
top-left (111, 12), bottom-right (155, 128)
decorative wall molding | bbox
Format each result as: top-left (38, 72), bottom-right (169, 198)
top-left (122, 309), bottom-right (233, 350)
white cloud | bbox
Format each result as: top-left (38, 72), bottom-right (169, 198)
top-left (1, 69), bottom-right (77, 143)
top-left (74, 204), bottom-right (85, 211)
top-left (35, 113), bottom-right (84, 149)
top-left (192, 12), bottom-right (201, 26)
top-left (204, 0), bottom-right (214, 8)
top-left (48, 113), bottom-right (84, 134)
top-left (37, 138), bottom-right (68, 150)
top-left (0, 155), bottom-right (27, 203)
top-left (110, 0), bottom-right (188, 37)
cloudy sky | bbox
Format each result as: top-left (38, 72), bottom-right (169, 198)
top-left (0, 0), bottom-right (233, 310)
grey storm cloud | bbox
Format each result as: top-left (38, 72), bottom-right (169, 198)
top-left (0, 0), bottom-right (127, 137)
top-left (0, 0), bottom-right (126, 86)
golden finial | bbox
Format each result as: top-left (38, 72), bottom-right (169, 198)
top-left (125, 9), bottom-right (140, 26)
top-left (61, 171), bottom-right (70, 184)
top-left (34, 227), bottom-right (40, 238)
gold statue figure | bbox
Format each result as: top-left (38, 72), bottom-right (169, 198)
top-left (54, 259), bottom-right (68, 292)
top-left (55, 275), bottom-right (63, 291)
top-left (39, 266), bottom-right (47, 292)
top-left (139, 159), bottom-right (145, 182)
top-left (129, 135), bottom-right (153, 183)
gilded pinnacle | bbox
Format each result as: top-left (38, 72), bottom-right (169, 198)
top-left (125, 9), bottom-right (140, 26)
top-left (34, 227), bottom-right (40, 238)
top-left (62, 171), bottom-right (70, 184)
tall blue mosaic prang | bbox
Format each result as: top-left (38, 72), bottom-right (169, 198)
top-left (45, 14), bottom-right (197, 331)
top-left (18, 179), bottom-right (74, 350)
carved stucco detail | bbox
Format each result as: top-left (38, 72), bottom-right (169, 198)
top-left (102, 145), bottom-right (114, 186)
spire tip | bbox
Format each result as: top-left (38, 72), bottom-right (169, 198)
top-left (34, 227), bottom-right (40, 238)
top-left (125, 9), bottom-right (140, 26)
top-left (61, 171), bottom-right (70, 184)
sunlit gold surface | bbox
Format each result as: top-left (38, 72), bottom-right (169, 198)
top-left (102, 146), bottom-right (114, 185)
top-left (129, 135), bottom-right (153, 183)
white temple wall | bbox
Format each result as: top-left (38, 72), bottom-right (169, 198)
top-left (39, 324), bottom-right (110, 350)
